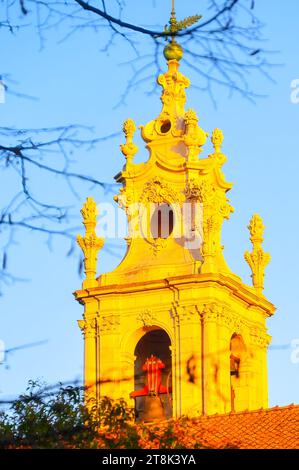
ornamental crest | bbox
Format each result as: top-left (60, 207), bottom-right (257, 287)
top-left (140, 177), bottom-right (183, 204)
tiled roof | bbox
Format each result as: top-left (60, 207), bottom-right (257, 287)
top-left (192, 405), bottom-right (299, 449)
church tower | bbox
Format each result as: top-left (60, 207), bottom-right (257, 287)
top-left (75, 8), bottom-right (275, 418)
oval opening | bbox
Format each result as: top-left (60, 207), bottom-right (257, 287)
top-left (150, 204), bottom-right (174, 239)
top-left (160, 120), bottom-right (171, 134)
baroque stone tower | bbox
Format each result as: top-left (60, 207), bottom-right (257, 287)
top-left (75, 10), bottom-right (275, 418)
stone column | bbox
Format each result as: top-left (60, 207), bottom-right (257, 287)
top-left (98, 314), bottom-right (121, 400)
top-left (216, 321), bottom-right (232, 415)
top-left (119, 352), bottom-right (136, 406)
top-left (249, 329), bottom-right (270, 409)
top-left (172, 305), bottom-right (202, 417)
top-left (202, 305), bottom-right (220, 415)
top-left (171, 313), bottom-right (181, 419)
top-left (78, 317), bottom-right (98, 409)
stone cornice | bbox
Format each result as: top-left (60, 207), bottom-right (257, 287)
top-left (74, 272), bottom-right (275, 317)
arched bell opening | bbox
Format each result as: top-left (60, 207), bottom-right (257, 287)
top-left (131, 328), bottom-right (172, 421)
top-left (150, 203), bottom-right (174, 239)
top-left (230, 333), bottom-right (246, 412)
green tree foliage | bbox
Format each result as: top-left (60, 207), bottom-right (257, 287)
top-left (0, 381), bottom-right (236, 449)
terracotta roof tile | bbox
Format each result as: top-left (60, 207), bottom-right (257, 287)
top-left (191, 404), bottom-right (299, 449)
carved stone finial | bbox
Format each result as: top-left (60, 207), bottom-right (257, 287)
top-left (210, 128), bottom-right (227, 167)
top-left (120, 118), bottom-right (138, 168)
top-left (248, 213), bottom-right (265, 242)
top-left (80, 197), bottom-right (98, 224)
top-left (244, 214), bottom-right (270, 296)
top-left (77, 197), bottom-right (104, 288)
top-left (183, 108), bottom-right (208, 161)
top-left (123, 118), bottom-right (136, 139)
top-left (211, 128), bottom-right (224, 153)
top-left (184, 108), bottom-right (199, 124)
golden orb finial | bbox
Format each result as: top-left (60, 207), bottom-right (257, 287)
top-left (163, 40), bottom-right (184, 61)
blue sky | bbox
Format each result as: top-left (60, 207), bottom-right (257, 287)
top-left (0, 0), bottom-right (298, 407)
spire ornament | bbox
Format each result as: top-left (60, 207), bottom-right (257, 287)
top-left (244, 214), bottom-right (271, 296)
top-left (163, 0), bottom-right (202, 62)
top-left (140, 2), bottom-right (202, 143)
top-left (120, 118), bottom-right (138, 169)
top-left (77, 197), bottom-right (104, 288)
top-left (211, 128), bottom-right (224, 153)
top-left (184, 108), bottom-right (208, 161)
top-left (210, 128), bottom-right (227, 167)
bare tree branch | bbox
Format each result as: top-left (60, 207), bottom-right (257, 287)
top-left (0, 124), bottom-right (121, 291)
top-left (0, 0), bottom-right (279, 291)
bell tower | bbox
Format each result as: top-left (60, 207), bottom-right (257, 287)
top-left (75, 6), bottom-right (275, 418)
